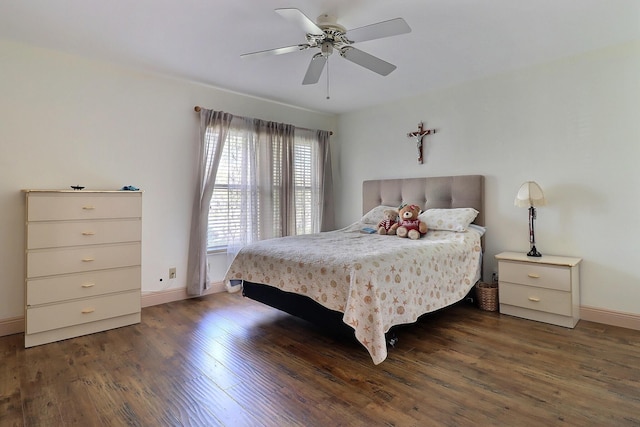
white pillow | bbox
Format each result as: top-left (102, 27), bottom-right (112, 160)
top-left (419, 208), bottom-right (479, 232)
top-left (361, 205), bottom-right (397, 224)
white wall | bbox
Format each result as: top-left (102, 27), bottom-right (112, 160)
top-left (0, 39), bottom-right (337, 320)
top-left (336, 41), bottom-right (640, 315)
top-left (2, 36), bottom-right (638, 324)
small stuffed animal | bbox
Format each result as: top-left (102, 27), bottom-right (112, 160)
top-left (391, 204), bottom-right (428, 239)
top-left (377, 209), bottom-right (398, 235)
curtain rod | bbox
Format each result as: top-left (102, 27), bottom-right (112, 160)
top-left (193, 106), bottom-right (333, 135)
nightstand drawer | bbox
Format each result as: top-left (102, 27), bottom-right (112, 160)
top-left (499, 282), bottom-right (572, 316)
top-left (499, 261), bottom-right (570, 291)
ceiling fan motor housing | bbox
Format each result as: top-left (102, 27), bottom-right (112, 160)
top-left (307, 13), bottom-right (351, 53)
top-left (316, 14), bottom-right (345, 32)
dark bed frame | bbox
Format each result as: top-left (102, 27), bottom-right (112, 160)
top-left (242, 175), bottom-right (485, 341)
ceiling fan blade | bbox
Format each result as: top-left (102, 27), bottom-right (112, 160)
top-left (241, 44), bottom-right (308, 59)
top-left (276, 8), bottom-right (323, 35)
top-left (341, 47), bottom-right (396, 76)
top-left (302, 53), bottom-right (327, 85)
top-left (346, 18), bottom-right (411, 43)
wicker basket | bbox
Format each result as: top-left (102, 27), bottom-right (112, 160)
top-left (476, 282), bottom-right (498, 312)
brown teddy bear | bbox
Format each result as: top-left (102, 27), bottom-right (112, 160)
top-left (390, 204), bottom-right (428, 239)
top-left (377, 209), bottom-right (398, 235)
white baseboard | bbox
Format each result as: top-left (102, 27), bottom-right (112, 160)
top-left (0, 316), bottom-right (24, 337)
top-left (580, 305), bottom-right (640, 331)
top-left (2, 298), bottom-right (638, 338)
top-left (141, 281), bottom-right (226, 307)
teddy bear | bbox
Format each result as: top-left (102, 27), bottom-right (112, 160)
top-left (377, 209), bottom-right (398, 235)
top-left (390, 204), bottom-right (428, 239)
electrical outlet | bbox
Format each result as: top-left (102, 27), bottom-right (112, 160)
top-left (169, 267), bottom-right (176, 279)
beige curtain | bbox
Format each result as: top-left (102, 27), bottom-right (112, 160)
top-left (226, 120), bottom-right (296, 262)
top-left (187, 109), bottom-right (232, 296)
top-left (317, 129), bottom-right (335, 231)
top-left (188, 110), bottom-right (334, 295)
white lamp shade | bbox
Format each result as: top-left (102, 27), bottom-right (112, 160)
top-left (515, 181), bottom-right (546, 207)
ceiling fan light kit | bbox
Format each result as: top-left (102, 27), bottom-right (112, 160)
top-left (241, 8), bottom-right (411, 86)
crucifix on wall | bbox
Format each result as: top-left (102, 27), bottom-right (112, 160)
top-left (407, 122), bottom-right (436, 164)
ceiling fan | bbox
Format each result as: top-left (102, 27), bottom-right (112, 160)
top-left (241, 8), bottom-right (411, 85)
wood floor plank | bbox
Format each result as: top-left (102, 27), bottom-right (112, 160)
top-left (19, 341), bottom-right (78, 426)
top-left (0, 334), bottom-right (24, 427)
top-left (2, 291), bottom-right (640, 426)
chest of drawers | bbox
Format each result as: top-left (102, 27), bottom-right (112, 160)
top-left (24, 190), bottom-right (142, 347)
top-left (495, 251), bottom-right (581, 328)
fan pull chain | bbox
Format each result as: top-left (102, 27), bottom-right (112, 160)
top-left (326, 57), bottom-right (330, 100)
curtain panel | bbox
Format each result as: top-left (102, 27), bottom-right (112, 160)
top-left (187, 109), bottom-right (334, 296)
top-left (187, 110), bottom-right (233, 296)
top-left (317, 129), bottom-right (335, 232)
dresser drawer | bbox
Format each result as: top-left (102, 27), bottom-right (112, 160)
top-left (27, 266), bottom-right (141, 305)
top-left (27, 219), bottom-right (141, 249)
top-left (27, 192), bottom-right (141, 221)
top-left (499, 282), bottom-right (572, 316)
top-left (26, 290), bottom-right (141, 334)
top-left (27, 242), bottom-right (141, 278)
top-left (499, 261), bottom-right (571, 291)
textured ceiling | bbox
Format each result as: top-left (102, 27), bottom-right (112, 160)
top-left (1, 0), bottom-right (639, 114)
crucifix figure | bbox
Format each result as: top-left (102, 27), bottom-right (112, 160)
top-left (407, 122), bottom-right (436, 164)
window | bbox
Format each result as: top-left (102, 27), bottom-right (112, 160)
top-left (206, 124), bottom-right (322, 252)
top-left (206, 127), bottom-right (249, 251)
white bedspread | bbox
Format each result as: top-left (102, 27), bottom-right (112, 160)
top-left (224, 222), bottom-right (483, 364)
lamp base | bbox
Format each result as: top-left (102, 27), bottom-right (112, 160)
top-left (527, 246), bottom-right (542, 257)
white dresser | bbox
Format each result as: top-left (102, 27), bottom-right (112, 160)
top-left (495, 251), bottom-right (581, 328)
top-left (24, 190), bottom-right (142, 347)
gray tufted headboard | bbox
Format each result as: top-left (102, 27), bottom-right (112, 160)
top-left (362, 175), bottom-right (485, 227)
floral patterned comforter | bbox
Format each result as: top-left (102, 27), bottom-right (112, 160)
top-left (224, 222), bottom-right (483, 364)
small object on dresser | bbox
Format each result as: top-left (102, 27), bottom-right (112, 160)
top-left (70, 185), bottom-right (85, 190)
top-left (121, 185), bottom-right (139, 191)
top-left (476, 282), bottom-right (498, 311)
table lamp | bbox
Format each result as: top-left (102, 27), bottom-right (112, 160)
top-left (515, 181), bottom-right (546, 257)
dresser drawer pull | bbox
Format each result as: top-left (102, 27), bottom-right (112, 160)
top-left (82, 205), bottom-right (96, 210)
top-left (528, 297), bottom-right (541, 302)
top-left (81, 231), bottom-right (96, 236)
top-left (81, 283), bottom-right (95, 288)
top-left (81, 308), bottom-right (95, 314)
top-left (81, 258), bottom-right (95, 262)
top-left (527, 273), bottom-right (540, 279)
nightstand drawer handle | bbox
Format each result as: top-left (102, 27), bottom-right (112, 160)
top-left (81, 258), bottom-right (95, 262)
top-left (82, 205), bottom-right (96, 210)
top-left (527, 273), bottom-right (540, 278)
top-left (528, 297), bottom-right (541, 302)
top-left (81, 283), bottom-right (95, 288)
top-left (81, 231), bottom-right (95, 236)
top-left (81, 308), bottom-right (95, 314)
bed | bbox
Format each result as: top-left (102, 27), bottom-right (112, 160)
top-left (224, 174), bottom-right (485, 364)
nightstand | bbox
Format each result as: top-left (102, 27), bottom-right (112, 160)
top-left (495, 251), bottom-right (581, 328)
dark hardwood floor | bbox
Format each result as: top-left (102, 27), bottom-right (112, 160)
top-left (1, 292), bottom-right (640, 426)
